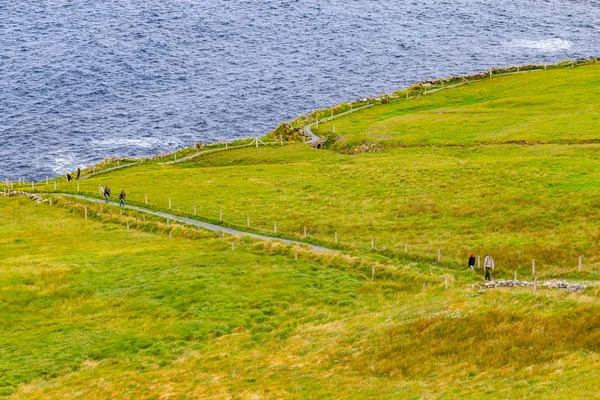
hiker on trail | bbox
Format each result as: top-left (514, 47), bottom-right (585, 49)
top-left (468, 252), bottom-right (476, 270)
top-left (76, 168), bottom-right (81, 180)
top-left (104, 185), bottom-right (111, 203)
top-left (66, 172), bottom-right (72, 182)
top-left (119, 190), bottom-right (126, 207)
top-left (483, 255), bottom-right (495, 281)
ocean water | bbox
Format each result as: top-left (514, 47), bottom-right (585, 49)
top-left (1, 0), bottom-right (599, 180)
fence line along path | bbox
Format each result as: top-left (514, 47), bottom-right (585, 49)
top-left (55, 193), bottom-right (333, 253)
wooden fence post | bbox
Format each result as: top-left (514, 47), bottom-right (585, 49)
top-left (304, 226), bottom-right (307, 238)
top-left (127, 221), bottom-right (130, 230)
top-left (145, 193), bottom-right (148, 205)
top-left (371, 238), bottom-right (374, 250)
top-left (168, 198), bottom-right (171, 209)
top-left (514, 270), bottom-right (517, 282)
top-left (371, 266), bottom-right (375, 280)
top-left (335, 232), bottom-right (338, 244)
top-left (578, 256), bottom-right (582, 273)
top-left (437, 249), bottom-right (441, 262)
top-left (84, 207), bottom-right (87, 220)
top-left (532, 259), bottom-right (535, 277)
top-left (193, 205), bottom-right (197, 216)
top-left (169, 231), bottom-right (172, 240)
top-left (54, 182), bottom-right (57, 190)
top-left (274, 221), bottom-right (277, 234)
top-left (477, 256), bottom-right (480, 269)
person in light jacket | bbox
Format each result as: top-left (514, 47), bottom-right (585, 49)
top-left (484, 255), bottom-right (495, 281)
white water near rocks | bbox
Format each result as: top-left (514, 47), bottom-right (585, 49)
top-left (1, 0), bottom-right (599, 179)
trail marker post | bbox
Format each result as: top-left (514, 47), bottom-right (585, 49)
top-left (274, 221), bottom-right (277, 234)
top-left (514, 270), bottom-right (517, 282)
top-left (84, 207), bottom-right (87, 220)
top-left (532, 259), bottom-right (535, 277)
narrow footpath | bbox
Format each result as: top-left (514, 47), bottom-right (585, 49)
top-left (57, 193), bottom-right (333, 253)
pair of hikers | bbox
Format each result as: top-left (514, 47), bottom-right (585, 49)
top-left (66, 168), bottom-right (82, 182)
top-left (99, 184), bottom-right (126, 207)
top-left (468, 252), bottom-right (495, 281)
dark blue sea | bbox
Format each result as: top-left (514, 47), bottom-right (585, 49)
top-left (1, 0), bottom-right (599, 180)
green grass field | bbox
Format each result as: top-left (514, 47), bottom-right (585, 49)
top-left (1, 197), bottom-right (599, 398)
top-left (2, 62), bottom-right (600, 398)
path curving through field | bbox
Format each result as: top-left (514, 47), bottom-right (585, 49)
top-left (56, 193), bottom-right (333, 253)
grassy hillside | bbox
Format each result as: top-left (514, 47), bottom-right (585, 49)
top-left (2, 62), bottom-right (600, 398)
top-left (1, 197), bottom-right (599, 398)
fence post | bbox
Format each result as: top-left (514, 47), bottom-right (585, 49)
top-left (578, 256), bottom-right (582, 273)
top-left (274, 221), bottom-right (277, 234)
top-left (54, 182), bottom-right (57, 190)
top-left (335, 232), bottom-right (338, 244)
top-left (304, 226), bottom-right (307, 238)
top-left (437, 249), bottom-right (441, 262)
top-left (371, 265), bottom-right (375, 280)
top-left (145, 193), bottom-right (148, 205)
top-left (371, 238), bottom-right (374, 250)
top-left (169, 231), bottom-right (172, 240)
top-left (77, 183), bottom-right (80, 192)
top-left (477, 256), bottom-right (480, 269)
top-left (532, 259), bottom-right (535, 276)
top-left (168, 198), bottom-right (171, 209)
top-left (514, 270), bottom-right (517, 282)
top-left (84, 206), bottom-right (87, 220)
top-left (193, 205), bottom-right (197, 216)
top-left (127, 221), bottom-right (130, 230)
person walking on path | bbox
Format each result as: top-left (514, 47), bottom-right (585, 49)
top-left (119, 190), bottom-right (126, 207)
top-left (103, 185), bottom-right (111, 203)
top-left (66, 172), bottom-right (72, 182)
top-left (468, 252), bottom-right (476, 270)
top-left (76, 168), bottom-right (81, 180)
top-left (484, 255), bottom-right (495, 281)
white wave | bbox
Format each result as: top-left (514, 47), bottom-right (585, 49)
top-left (507, 38), bottom-right (572, 52)
top-left (90, 137), bottom-right (178, 149)
top-left (51, 155), bottom-right (77, 174)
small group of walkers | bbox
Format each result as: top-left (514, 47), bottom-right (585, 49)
top-left (468, 252), bottom-right (495, 281)
top-left (65, 168), bottom-right (82, 182)
top-left (99, 184), bottom-right (126, 207)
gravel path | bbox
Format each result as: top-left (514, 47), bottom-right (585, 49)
top-left (56, 193), bottom-right (333, 253)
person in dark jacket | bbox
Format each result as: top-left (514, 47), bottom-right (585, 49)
top-left (104, 185), bottom-right (111, 203)
top-left (76, 168), bottom-right (81, 180)
top-left (119, 190), bottom-right (126, 207)
top-left (468, 252), bottom-right (476, 270)
top-left (66, 172), bottom-right (72, 182)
